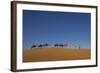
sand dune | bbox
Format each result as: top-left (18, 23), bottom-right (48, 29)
top-left (23, 48), bottom-right (91, 62)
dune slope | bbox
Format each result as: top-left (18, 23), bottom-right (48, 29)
top-left (23, 48), bottom-right (91, 62)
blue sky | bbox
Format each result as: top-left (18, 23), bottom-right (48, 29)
top-left (23, 10), bottom-right (91, 49)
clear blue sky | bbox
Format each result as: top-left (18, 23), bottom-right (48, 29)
top-left (23, 10), bottom-right (91, 49)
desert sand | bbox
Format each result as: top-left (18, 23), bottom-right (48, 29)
top-left (23, 48), bottom-right (91, 62)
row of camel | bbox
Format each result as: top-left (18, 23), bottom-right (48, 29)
top-left (31, 43), bottom-right (80, 49)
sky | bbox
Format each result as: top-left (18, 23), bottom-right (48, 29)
top-left (23, 10), bottom-right (91, 49)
